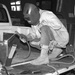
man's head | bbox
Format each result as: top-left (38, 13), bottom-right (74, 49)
top-left (23, 3), bottom-right (40, 25)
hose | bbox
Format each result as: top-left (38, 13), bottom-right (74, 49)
top-left (15, 31), bottom-right (31, 59)
top-left (47, 64), bottom-right (59, 75)
top-left (46, 54), bottom-right (75, 75)
top-left (5, 31), bottom-right (31, 59)
top-left (23, 40), bottom-right (31, 59)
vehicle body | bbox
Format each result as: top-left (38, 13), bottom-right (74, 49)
top-left (0, 3), bottom-right (29, 41)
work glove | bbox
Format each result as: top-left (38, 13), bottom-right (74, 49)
top-left (19, 34), bottom-right (27, 43)
top-left (49, 40), bottom-right (58, 50)
top-left (15, 31), bottom-right (27, 43)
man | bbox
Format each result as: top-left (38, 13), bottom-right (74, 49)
top-left (18, 3), bottom-right (69, 65)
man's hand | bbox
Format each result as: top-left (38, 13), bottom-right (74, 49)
top-left (20, 37), bottom-right (26, 43)
top-left (15, 31), bottom-right (27, 43)
top-left (49, 40), bottom-right (58, 50)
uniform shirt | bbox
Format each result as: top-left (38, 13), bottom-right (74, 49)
top-left (18, 9), bottom-right (69, 48)
top-left (29, 9), bottom-right (69, 48)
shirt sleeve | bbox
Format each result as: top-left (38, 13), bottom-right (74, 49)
top-left (28, 25), bottom-right (41, 39)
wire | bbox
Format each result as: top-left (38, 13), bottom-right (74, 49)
top-left (47, 64), bottom-right (59, 75)
top-left (24, 41), bottom-right (31, 59)
top-left (46, 54), bottom-right (75, 75)
top-left (5, 32), bottom-right (31, 59)
top-left (15, 31), bottom-right (31, 59)
top-left (50, 54), bottom-right (75, 64)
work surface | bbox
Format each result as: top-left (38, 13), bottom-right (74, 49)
top-left (7, 45), bottom-right (75, 75)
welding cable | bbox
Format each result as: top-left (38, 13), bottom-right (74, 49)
top-left (4, 32), bottom-right (31, 59)
top-left (46, 54), bottom-right (75, 75)
top-left (47, 64), bottom-right (59, 75)
top-left (49, 54), bottom-right (75, 64)
top-left (15, 31), bottom-right (31, 59)
top-left (23, 40), bottom-right (31, 59)
top-left (7, 33), bottom-right (16, 42)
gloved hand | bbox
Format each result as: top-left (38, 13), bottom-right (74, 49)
top-left (19, 34), bottom-right (27, 43)
top-left (15, 31), bottom-right (27, 43)
top-left (49, 40), bottom-right (58, 50)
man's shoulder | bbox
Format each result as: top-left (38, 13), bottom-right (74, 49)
top-left (39, 9), bottom-right (55, 19)
top-left (39, 9), bottom-right (53, 15)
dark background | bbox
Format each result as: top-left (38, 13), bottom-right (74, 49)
top-left (0, 0), bottom-right (75, 24)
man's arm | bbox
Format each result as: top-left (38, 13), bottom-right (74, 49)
top-left (16, 26), bottom-right (38, 42)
